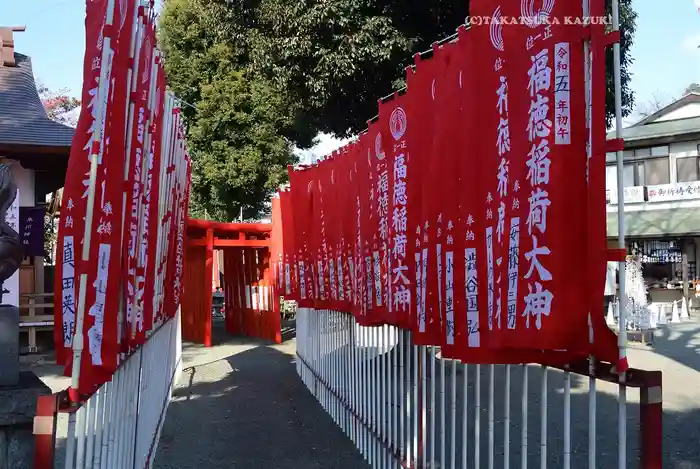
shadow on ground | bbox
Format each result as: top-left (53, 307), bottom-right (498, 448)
top-left (153, 321), bottom-right (368, 469)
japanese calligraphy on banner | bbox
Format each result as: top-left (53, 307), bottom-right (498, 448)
top-left (379, 92), bottom-right (412, 329)
top-left (54, 0), bottom-right (110, 367)
top-left (123, 12), bottom-right (155, 351)
top-left (53, 0), bottom-right (194, 396)
top-left (77, 0), bottom-right (137, 390)
top-left (280, 0), bottom-right (624, 369)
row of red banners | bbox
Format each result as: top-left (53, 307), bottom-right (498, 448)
top-left (54, 0), bottom-right (192, 395)
top-left (276, 0), bottom-right (625, 369)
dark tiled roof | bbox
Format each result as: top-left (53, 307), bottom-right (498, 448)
top-left (0, 53), bottom-right (74, 148)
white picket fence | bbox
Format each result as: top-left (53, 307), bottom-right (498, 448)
top-left (295, 307), bottom-right (663, 469)
top-left (59, 309), bottom-right (182, 469)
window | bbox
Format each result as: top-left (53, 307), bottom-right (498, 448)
top-left (621, 164), bottom-right (634, 187)
top-left (634, 148), bottom-right (651, 158)
top-left (677, 157), bottom-right (700, 182)
top-left (615, 158), bottom-right (670, 186)
top-left (651, 145), bottom-right (669, 157)
top-left (643, 158), bottom-right (670, 185)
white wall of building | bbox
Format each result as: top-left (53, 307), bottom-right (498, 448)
top-left (7, 160), bottom-right (35, 207)
top-left (606, 140), bottom-right (700, 211)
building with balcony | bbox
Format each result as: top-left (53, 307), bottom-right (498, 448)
top-left (606, 91), bottom-right (700, 304)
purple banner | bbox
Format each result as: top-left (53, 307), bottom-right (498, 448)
top-left (20, 207), bottom-right (45, 257)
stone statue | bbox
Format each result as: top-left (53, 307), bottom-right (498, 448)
top-left (0, 164), bottom-right (23, 304)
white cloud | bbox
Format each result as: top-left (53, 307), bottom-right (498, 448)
top-left (292, 132), bottom-right (353, 165)
top-left (682, 33), bottom-right (700, 52)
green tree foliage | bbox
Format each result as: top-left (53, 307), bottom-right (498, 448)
top-left (606, 0), bottom-right (637, 128)
top-left (159, 0), bottom-right (298, 221)
top-left (160, 0), bottom-right (637, 219)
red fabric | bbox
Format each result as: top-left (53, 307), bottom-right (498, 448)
top-left (365, 119), bottom-right (391, 324)
top-left (122, 14), bottom-right (155, 351)
top-left (79, 0), bottom-right (136, 382)
top-left (140, 63), bottom-right (166, 341)
top-left (347, 142), bottom-right (371, 321)
top-left (173, 156), bottom-right (192, 314)
top-left (378, 93), bottom-right (412, 329)
top-left (54, 0), bottom-right (110, 367)
top-left (428, 42), bottom-right (465, 358)
top-left (66, 0), bottom-right (137, 393)
top-left (279, 190), bottom-right (298, 301)
top-left (317, 159), bottom-right (337, 310)
top-left (356, 130), bottom-right (385, 326)
top-left (288, 166), bottom-right (315, 308)
top-left (405, 50), bottom-right (442, 345)
top-left (162, 122), bottom-right (186, 321)
top-left (281, 0), bottom-right (623, 367)
top-left (333, 148), bottom-right (354, 313)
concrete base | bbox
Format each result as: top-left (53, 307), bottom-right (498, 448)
top-left (0, 305), bottom-right (18, 386)
top-left (0, 371), bottom-right (51, 469)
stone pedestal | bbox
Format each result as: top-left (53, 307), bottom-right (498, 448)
top-left (0, 372), bottom-right (51, 469)
top-left (0, 305), bottom-right (18, 386)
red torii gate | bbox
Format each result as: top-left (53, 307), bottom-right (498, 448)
top-left (181, 216), bottom-right (283, 346)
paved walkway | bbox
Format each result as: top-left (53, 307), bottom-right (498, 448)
top-left (22, 318), bottom-right (700, 468)
top-left (152, 325), bottom-right (369, 469)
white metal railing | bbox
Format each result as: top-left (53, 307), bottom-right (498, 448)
top-left (60, 309), bottom-right (182, 469)
top-left (296, 307), bottom-right (663, 469)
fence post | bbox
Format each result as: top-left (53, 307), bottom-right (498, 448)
top-left (32, 394), bottom-right (58, 469)
top-left (640, 370), bottom-right (663, 469)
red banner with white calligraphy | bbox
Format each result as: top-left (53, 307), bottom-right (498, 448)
top-left (54, 0), bottom-right (194, 396)
top-left (54, 0), bottom-right (109, 368)
top-left (279, 2), bottom-right (624, 369)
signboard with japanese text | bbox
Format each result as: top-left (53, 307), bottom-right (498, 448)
top-left (19, 207), bottom-right (44, 257)
top-left (647, 182), bottom-right (700, 203)
top-left (607, 186), bottom-right (645, 204)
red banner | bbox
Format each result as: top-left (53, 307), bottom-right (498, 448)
top-left (288, 166), bottom-right (315, 308)
top-left (140, 61), bottom-right (166, 341)
top-left (123, 13), bottom-right (155, 350)
top-left (55, 0), bottom-right (110, 368)
top-left (278, 1), bottom-right (622, 367)
top-left (405, 48), bottom-right (443, 345)
top-left (378, 92), bottom-right (412, 330)
top-left (54, 1), bottom-right (194, 398)
top-left (279, 189), bottom-right (297, 301)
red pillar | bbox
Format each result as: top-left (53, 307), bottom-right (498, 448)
top-left (204, 228), bottom-right (214, 347)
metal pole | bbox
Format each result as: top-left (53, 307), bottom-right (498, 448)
top-left (611, 0), bottom-right (628, 466)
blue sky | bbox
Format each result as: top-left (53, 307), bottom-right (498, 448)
top-left (3, 0), bottom-right (699, 132)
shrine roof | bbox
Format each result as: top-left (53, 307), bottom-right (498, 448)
top-left (0, 52), bottom-right (74, 150)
